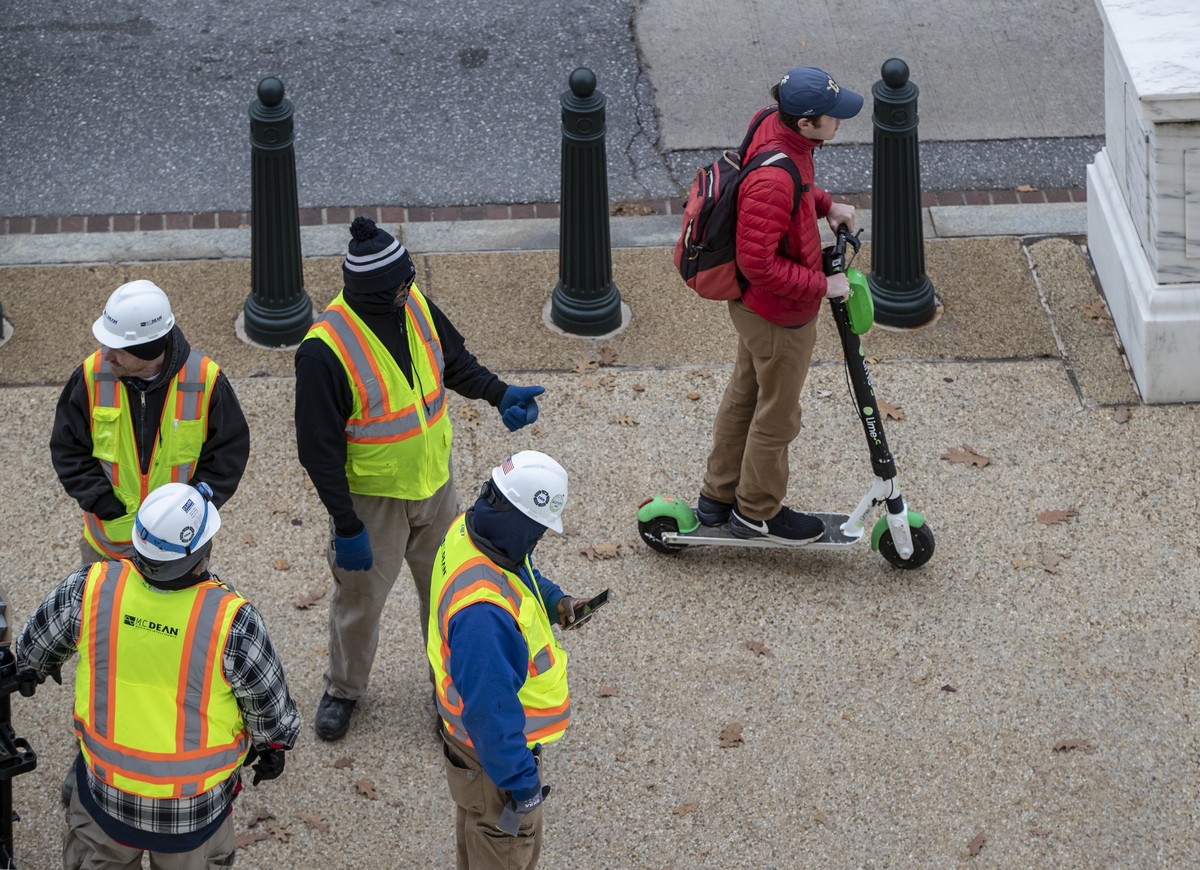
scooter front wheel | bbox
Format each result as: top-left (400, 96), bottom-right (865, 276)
top-left (638, 516), bottom-right (685, 555)
top-left (879, 523), bottom-right (935, 569)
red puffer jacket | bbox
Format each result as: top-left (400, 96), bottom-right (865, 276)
top-left (735, 109), bottom-right (832, 327)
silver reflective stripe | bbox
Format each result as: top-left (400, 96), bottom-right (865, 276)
top-left (524, 702), bottom-right (571, 736)
top-left (94, 358), bottom-right (118, 406)
top-left (345, 407), bottom-right (422, 441)
top-left (317, 309), bottom-right (386, 416)
top-left (531, 645), bottom-right (552, 676)
top-left (435, 563), bottom-right (521, 635)
top-left (406, 296), bottom-right (446, 415)
top-left (175, 351), bottom-right (207, 422)
top-left (77, 729), bottom-right (246, 779)
top-left (88, 562), bottom-right (124, 739)
top-left (181, 586), bottom-right (229, 753)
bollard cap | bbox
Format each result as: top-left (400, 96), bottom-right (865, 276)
top-left (777, 67), bottom-right (863, 119)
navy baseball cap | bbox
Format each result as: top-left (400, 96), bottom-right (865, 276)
top-left (777, 67), bottom-right (863, 119)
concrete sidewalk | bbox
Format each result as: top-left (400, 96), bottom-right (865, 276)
top-left (1, 209), bottom-right (1197, 868)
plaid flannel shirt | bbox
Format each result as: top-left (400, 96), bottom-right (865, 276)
top-left (16, 565), bottom-right (301, 835)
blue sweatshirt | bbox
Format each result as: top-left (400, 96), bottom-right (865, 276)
top-left (448, 508), bottom-right (565, 802)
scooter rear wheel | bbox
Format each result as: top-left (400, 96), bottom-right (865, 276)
top-left (879, 523), bottom-right (935, 569)
top-left (638, 516), bottom-right (684, 555)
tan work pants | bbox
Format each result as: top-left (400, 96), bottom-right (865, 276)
top-left (702, 299), bottom-right (818, 520)
top-left (325, 479), bottom-right (458, 699)
top-left (441, 733), bottom-right (543, 870)
top-left (62, 776), bottom-right (234, 870)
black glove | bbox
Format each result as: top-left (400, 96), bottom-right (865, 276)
top-left (250, 747), bottom-right (286, 785)
top-left (496, 785), bottom-right (550, 836)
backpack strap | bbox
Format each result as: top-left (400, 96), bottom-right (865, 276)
top-left (737, 106), bottom-right (808, 216)
top-left (736, 105), bottom-right (779, 160)
top-left (742, 150), bottom-right (807, 217)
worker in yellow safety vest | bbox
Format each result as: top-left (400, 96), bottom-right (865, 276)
top-left (296, 216), bottom-right (545, 742)
top-left (51, 280), bottom-right (250, 564)
top-left (16, 481), bottom-right (300, 869)
top-left (428, 451), bottom-right (605, 869)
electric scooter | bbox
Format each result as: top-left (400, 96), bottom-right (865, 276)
top-left (637, 225), bottom-right (935, 569)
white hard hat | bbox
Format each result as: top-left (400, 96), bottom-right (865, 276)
top-left (490, 451), bottom-right (568, 533)
top-left (92, 280), bottom-right (175, 348)
top-left (133, 482), bottom-right (221, 582)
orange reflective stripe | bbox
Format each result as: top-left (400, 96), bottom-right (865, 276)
top-left (326, 303), bottom-right (391, 412)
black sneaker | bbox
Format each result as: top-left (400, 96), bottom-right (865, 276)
top-left (315, 692), bottom-right (357, 741)
top-left (696, 494), bottom-right (734, 525)
top-left (729, 505), bottom-right (825, 544)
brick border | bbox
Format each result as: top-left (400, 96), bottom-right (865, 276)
top-left (1, 188), bottom-right (1086, 236)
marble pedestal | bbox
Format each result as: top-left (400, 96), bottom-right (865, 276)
top-left (1087, 0), bottom-right (1200, 403)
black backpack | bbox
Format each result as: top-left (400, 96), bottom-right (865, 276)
top-left (673, 106), bottom-right (807, 300)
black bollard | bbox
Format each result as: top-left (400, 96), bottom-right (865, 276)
top-left (243, 76), bottom-right (313, 346)
top-left (550, 68), bottom-right (623, 336)
top-left (867, 59), bottom-right (937, 327)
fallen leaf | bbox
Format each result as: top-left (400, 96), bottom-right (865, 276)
top-left (298, 812), bottom-right (330, 833)
top-left (718, 722), bottom-right (744, 748)
top-left (878, 399), bottom-right (906, 421)
top-left (692, 368), bottom-right (714, 379)
top-left (941, 445), bottom-right (990, 468)
top-left (1037, 508), bottom-right (1078, 525)
top-left (598, 345), bottom-right (619, 366)
top-left (1052, 738), bottom-right (1097, 754)
top-left (1016, 183), bottom-right (1038, 192)
top-left (941, 684), bottom-right (957, 693)
top-left (294, 587), bottom-right (327, 610)
top-left (673, 801), bottom-right (700, 815)
top-left (1040, 551), bottom-right (1066, 573)
top-left (865, 355), bottom-right (880, 365)
top-left (272, 558), bottom-right (291, 571)
top-left (968, 830), bottom-right (986, 856)
top-left (234, 830), bottom-right (270, 849)
top-left (746, 640), bottom-right (773, 657)
top-left (572, 358), bottom-right (598, 375)
top-left (813, 809), bottom-right (831, 826)
top-left (1030, 827), bottom-right (1052, 837)
top-left (581, 543), bottom-right (621, 561)
top-left (266, 820), bottom-right (290, 843)
top-left (610, 415), bottom-right (638, 426)
top-left (356, 779), bottom-right (378, 800)
top-left (242, 533), bottom-right (256, 546)
top-left (632, 383), bottom-right (646, 393)
top-left (1083, 299), bottom-right (1114, 327)
top-left (686, 391), bottom-right (701, 401)
top-left (598, 685), bottom-right (620, 697)
top-left (246, 810), bottom-right (275, 827)
top-left (1112, 406), bottom-right (1132, 423)
top-left (333, 756), bottom-right (354, 769)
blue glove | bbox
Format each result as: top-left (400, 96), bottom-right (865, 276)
top-left (334, 527), bottom-right (373, 571)
top-left (499, 385), bottom-right (544, 432)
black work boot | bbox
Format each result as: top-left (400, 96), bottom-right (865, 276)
top-left (315, 692), bottom-right (357, 741)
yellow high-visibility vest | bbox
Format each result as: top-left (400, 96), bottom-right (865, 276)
top-left (427, 514), bottom-right (570, 748)
top-left (73, 560), bottom-right (251, 799)
top-left (82, 349), bottom-right (219, 558)
top-left (303, 285), bottom-right (452, 500)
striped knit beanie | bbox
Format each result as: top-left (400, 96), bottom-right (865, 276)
top-left (342, 216), bottom-right (416, 294)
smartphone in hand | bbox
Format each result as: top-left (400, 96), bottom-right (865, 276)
top-left (563, 589), bottom-right (609, 630)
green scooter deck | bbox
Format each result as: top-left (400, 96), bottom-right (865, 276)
top-left (662, 512), bottom-right (860, 549)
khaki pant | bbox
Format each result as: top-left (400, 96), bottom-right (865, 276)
top-left (62, 775), bottom-right (235, 870)
top-left (325, 479), bottom-right (458, 699)
top-left (441, 733), bottom-right (543, 870)
top-left (702, 299), bottom-right (818, 520)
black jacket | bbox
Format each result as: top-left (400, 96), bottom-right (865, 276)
top-left (50, 327), bottom-right (251, 520)
top-left (294, 294), bottom-right (507, 535)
